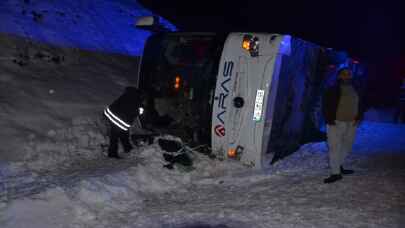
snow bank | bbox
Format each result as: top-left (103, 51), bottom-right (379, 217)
top-left (0, 0), bottom-right (175, 56)
top-left (0, 33), bottom-right (140, 163)
top-left (0, 137), bottom-right (251, 228)
top-left (23, 116), bottom-right (109, 170)
top-left (1, 187), bottom-right (74, 228)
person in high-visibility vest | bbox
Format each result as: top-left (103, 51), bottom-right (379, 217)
top-left (104, 87), bottom-right (146, 159)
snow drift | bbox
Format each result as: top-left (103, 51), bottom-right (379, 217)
top-left (0, 0), bottom-right (175, 56)
top-left (0, 32), bottom-right (139, 163)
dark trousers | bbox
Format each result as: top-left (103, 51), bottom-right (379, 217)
top-left (108, 123), bottom-right (133, 156)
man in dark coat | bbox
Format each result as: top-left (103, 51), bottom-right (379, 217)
top-left (322, 67), bottom-right (366, 183)
top-left (104, 87), bottom-right (145, 159)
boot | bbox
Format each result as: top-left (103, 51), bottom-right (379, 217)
top-left (340, 166), bottom-right (354, 175)
top-left (323, 174), bottom-right (343, 184)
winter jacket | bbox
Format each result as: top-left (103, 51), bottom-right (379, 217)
top-left (104, 87), bottom-right (142, 131)
top-left (322, 80), bottom-right (366, 125)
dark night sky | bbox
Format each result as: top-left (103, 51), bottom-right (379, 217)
top-left (139, 0), bottom-right (403, 63)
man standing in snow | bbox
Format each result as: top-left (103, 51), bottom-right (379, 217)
top-left (322, 67), bottom-right (365, 183)
top-left (104, 87), bottom-right (145, 159)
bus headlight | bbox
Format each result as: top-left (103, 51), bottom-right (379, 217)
top-left (242, 34), bottom-right (259, 57)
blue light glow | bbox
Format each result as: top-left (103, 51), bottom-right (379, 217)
top-left (0, 0), bottom-right (176, 56)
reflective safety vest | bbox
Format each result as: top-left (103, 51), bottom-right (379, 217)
top-left (104, 106), bottom-right (131, 131)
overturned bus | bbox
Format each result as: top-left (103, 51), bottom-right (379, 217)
top-left (136, 25), bottom-right (365, 169)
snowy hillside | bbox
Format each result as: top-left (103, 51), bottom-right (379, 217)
top-left (0, 0), bottom-right (175, 163)
top-left (0, 33), bottom-right (140, 163)
top-left (0, 0), bottom-right (175, 56)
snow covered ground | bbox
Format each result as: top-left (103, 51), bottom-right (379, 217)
top-left (1, 120), bottom-right (404, 228)
top-left (0, 8), bottom-right (404, 227)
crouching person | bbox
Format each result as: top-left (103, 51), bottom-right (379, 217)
top-left (103, 87), bottom-right (145, 159)
top-left (322, 67), bottom-right (366, 183)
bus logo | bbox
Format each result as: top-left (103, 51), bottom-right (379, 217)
top-left (215, 61), bottom-right (234, 125)
top-left (214, 125), bottom-right (226, 137)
